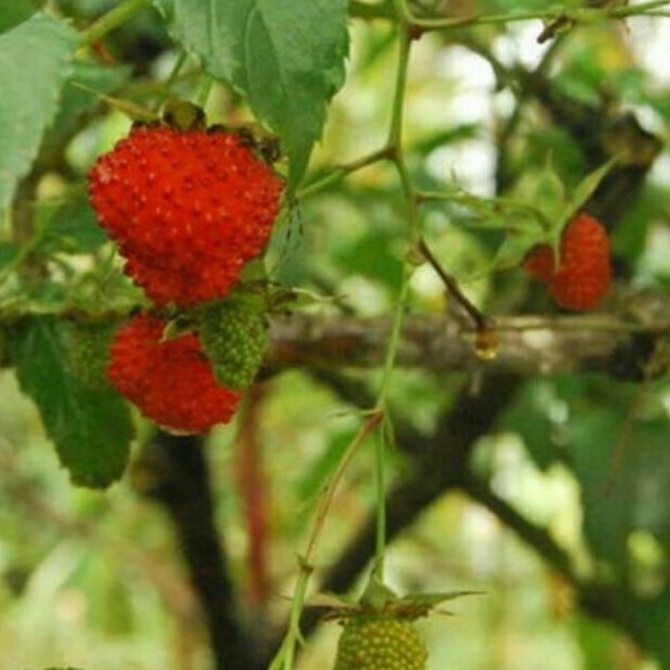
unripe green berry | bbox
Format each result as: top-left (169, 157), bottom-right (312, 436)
top-left (198, 294), bottom-right (269, 392)
top-left (334, 615), bottom-right (427, 670)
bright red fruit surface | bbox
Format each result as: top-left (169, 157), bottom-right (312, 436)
top-left (523, 212), bottom-right (611, 311)
top-left (106, 313), bottom-right (241, 433)
top-left (89, 124), bottom-right (284, 306)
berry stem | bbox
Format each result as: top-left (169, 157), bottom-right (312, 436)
top-left (417, 237), bottom-right (492, 333)
top-left (154, 51), bottom-right (189, 111)
top-left (372, 420), bottom-right (390, 580)
top-left (295, 147), bottom-right (391, 200)
top-left (367, 7), bottom-right (421, 583)
top-left (371, 265), bottom-right (412, 581)
top-left (304, 411), bottom-right (383, 561)
top-left (613, 0), bottom-right (670, 17)
top-left (390, 0), bottom-right (413, 26)
top-left (386, 23), bottom-right (421, 240)
top-left (269, 412), bottom-right (382, 670)
top-left (77, 0), bottom-right (152, 48)
top-left (391, 0), bottom-right (670, 32)
top-left (268, 558), bottom-right (313, 670)
top-left (197, 74), bottom-right (215, 109)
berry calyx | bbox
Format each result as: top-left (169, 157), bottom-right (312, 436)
top-left (334, 614), bottom-right (427, 670)
top-left (88, 121), bottom-right (284, 307)
top-left (106, 313), bottom-right (241, 433)
top-left (523, 212), bottom-right (611, 311)
top-left (322, 579), bottom-right (479, 670)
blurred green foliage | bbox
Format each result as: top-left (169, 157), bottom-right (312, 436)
top-left (2, 0), bottom-right (670, 669)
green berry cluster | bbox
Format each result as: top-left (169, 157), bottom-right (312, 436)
top-left (197, 293), bottom-right (269, 392)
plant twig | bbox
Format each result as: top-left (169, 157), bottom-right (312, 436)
top-left (78, 0), bottom-right (153, 48)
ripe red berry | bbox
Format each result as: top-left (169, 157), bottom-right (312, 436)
top-left (106, 313), bottom-right (241, 433)
top-left (88, 124), bottom-right (284, 307)
top-left (523, 212), bottom-right (611, 311)
top-left (522, 244), bottom-right (554, 284)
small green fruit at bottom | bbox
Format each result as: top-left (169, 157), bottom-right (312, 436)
top-left (334, 614), bottom-right (427, 670)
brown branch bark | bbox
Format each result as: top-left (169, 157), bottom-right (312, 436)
top-left (266, 307), bottom-right (667, 381)
top-left (135, 431), bottom-right (261, 670)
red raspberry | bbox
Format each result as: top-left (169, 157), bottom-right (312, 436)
top-left (523, 212), bottom-right (611, 311)
top-left (522, 244), bottom-right (554, 284)
top-left (106, 313), bottom-right (241, 433)
top-left (88, 124), bottom-right (284, 306)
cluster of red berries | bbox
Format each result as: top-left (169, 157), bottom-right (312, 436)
top-left (106, 314), bottom-right (240, 434)
top-left (523, 212), bottom-right (611, 311)
top-left (88, 114), bottom-right (284, 433)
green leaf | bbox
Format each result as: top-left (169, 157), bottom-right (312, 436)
top-left (491, 220), bottom-right (543, 271)
top-left (568, 402), bottom-right (670, 568)
top-left (0, 242), bottom-right (21, 269)
top-left (498, 380), bottom-right (562, 471)
top-left (39, 189), bottom-right (108, 254)
top-left (42, 61), bottom-right (132, 158)
top-left (154, 0), bottom-right (349, 190)
top-left (532, 163), bottom-right (565, 226)
top-left (559, 158), bottom-right (616, 225)
top-left (0, 14), bottom-right (77, 211)
top-left (629, 589), bottom-right (670, 669)
top-left (0, 0), bottom-right (43, 34)
top-left (8, 316), bottom-right (133, 488)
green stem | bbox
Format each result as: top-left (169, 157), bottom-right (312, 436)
top-left (373, 428), bottom-right (387, 579)
top-left (417, 238), bottom-right (490, 332)
top-left (409, 0), bottom-right (670, 31)
top-left (387, 26), bottom-right (422, 240)
top-left (386, 25), bottom-right (411, 149)
top-left (416, 188), bottom-right (551, 228)
top-left (197, 75), bottom-right (215, 109)
top-left (391, 0), bottom-right (412, 23)
top-left (410, 10), bottom-right (551, 31)
top-left (154, 51), bottom-right (189, 111)
top-left (296, 147), bottom-right (391, 200)
top-left (347, 0), bottom-right (670, 28)
top-left (268, 412), bottom-right (381, 670)
top-left (78, 0), bottom-right (152, 47)
top-left (613, 0), bottom-right (670, 16)
top-left (303, 414), bottom-right (382, 560)
top-left (268, 560), bottom-right (313, 670)
top-left (368, 10), bottom-right (419, 582)
top-left (376, 270), bottom-right (411, 408)
top-left (371, 267), bottom-right (411, 581)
